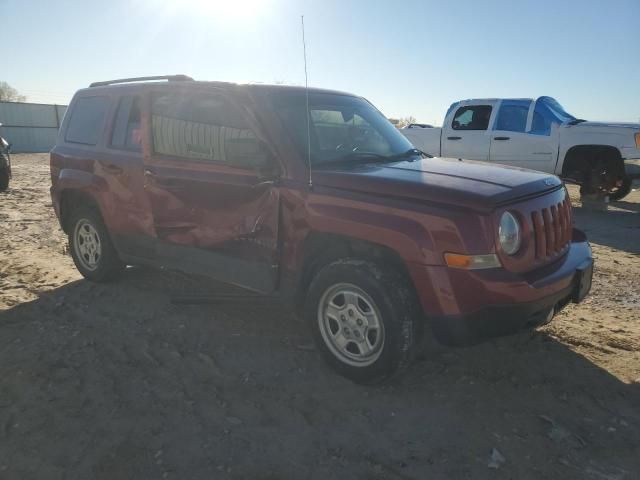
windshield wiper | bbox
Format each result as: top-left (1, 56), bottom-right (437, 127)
top-left (568, 119), bottom-right (587, 125)
top-left (315, 148), bottom-right (427, 168)
top-left (390, 148), bottom-right (431, 160)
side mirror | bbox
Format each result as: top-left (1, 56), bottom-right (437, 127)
top-left (225, 137), bottom-right (272, 170)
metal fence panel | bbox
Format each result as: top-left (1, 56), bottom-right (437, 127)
top-left (0, 102), bottom-right (68, 152)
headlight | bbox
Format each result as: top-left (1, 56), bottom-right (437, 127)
top-left (499, 211), bottom-right (521, 255)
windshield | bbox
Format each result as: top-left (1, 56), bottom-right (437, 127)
top-left (270, 92), bottom-right (415, 166)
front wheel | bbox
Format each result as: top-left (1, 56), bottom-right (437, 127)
top-left (68, 207), bottom-right (125, 282)
top-left (0, 168), bottom-right (8, 192)
top-left (305, 259), bottom-right (420, 384)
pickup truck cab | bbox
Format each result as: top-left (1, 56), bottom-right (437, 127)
top-left (50, 77), bottom-right (593, 383)
top-left (402, 97), bottom-right (640, 200)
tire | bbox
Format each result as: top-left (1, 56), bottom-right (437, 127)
top-left (0, 164), bottom-right (9, 192)
top-left (609, 175), bottom-right (632, 202)
top-left (304, 259), bottom-right (420, 384)
top-left (68, 206), bottom-right (125, 282)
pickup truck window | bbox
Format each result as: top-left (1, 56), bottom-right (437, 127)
top-left (271, 92), bottom-right (414, 166)
top-left (495, 100), bottom-right (531, 133)
top-left (452, 105), bottom-right (492, 131)
top-left (151, 92), bottom-right (262, 167)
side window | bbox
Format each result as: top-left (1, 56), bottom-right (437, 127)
top-left (452, 105), bottom-right (492, 131)
top-left (65, 96), bottom-right (109, 145)
top-left (111, 96), bottom-right (142, 152)
top-left (151, 92), bottom-right (264, 167)
top-left (494, 100), bottom-right (531, 133)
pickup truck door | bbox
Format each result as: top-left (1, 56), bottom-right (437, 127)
top-left (489, 100), bottom-right (557, 173)
top-left (441, 103), bottom-right (494, 160)
top-left (140, 87), bottom-right (281, 293)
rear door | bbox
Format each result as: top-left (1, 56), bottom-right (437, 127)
top-left (441, 103), bottom-right (494, 160)
top-left (489, 99), bottom-right (557, 172)
top-left (140, 86), bottom-right (281, 293)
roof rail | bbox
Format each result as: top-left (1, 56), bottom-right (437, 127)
top-left (89, 75), bottom-right (194, 88)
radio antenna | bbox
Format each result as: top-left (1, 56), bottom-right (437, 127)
top-left (301, 15), bottom-right (312, 188)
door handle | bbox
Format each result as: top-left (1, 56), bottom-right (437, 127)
top-left (144, 169), bottom-right (182, 191)
top-left (102, 163), bottom-right (123, 174)
top-left (447, 136), bottom-right (462, 140)
top-left (493, 136), bottom-right (510, 141)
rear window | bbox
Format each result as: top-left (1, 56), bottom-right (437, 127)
top-left (65, 96), bottom-right (109, 145)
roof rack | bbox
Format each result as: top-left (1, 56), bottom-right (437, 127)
top-left (89, 75), bottom-right (194, 88)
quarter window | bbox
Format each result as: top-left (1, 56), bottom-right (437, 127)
top-left (495, 100), bottom-right (531, 133)
top-left (65, 96), bottom-right (109, 145)
top-left (111, 96), bottom-right (142, 152)
top-left (151, 92), bottom-right (263, 167)
top-left (452, 105), bottom-right (492, 131)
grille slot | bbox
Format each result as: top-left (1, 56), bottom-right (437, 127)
top-left (531, 199), bottom-right (572, 260)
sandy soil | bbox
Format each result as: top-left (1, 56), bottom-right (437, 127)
top-left (1, 154), bottom-right (639, 479)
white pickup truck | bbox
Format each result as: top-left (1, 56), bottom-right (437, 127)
top-left (402, 96), bottom-right (640, 200)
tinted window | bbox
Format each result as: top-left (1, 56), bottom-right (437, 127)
top-left (65, 96), bottom-right (109, 145)
top-left (111, 96), bottom-right (142, 152)
top-left (495, 100), bottom-right (531, 133)
top-left (452, 105), bottom-right (492, 131)
top-left (151, 92), bottom-right (262, 167)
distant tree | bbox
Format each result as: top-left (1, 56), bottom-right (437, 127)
top-left (0, 82), bottom-right (27, 102)
top-left (396, 116), bottom-right (417, 128)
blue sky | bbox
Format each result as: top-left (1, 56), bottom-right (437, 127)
top-left (3, 0), bottom-right (639, 124)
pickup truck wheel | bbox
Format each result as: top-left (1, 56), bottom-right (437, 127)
top-left (68, 207), bottom-right (124, 282)
top-left (305, 259), bottom-right (419, 384)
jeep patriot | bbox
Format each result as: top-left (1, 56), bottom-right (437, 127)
top-left (50, 75), bottom-right (593, 383)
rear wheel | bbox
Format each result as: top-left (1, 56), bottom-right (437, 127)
top-left (305, 259), bottom-right (420, 384)
top-left (68, 207), bottom-right (124, 282)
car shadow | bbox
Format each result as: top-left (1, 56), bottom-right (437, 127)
top-left (0, 267), bottom-right (638, 479)
top-left (573, 204), bottom-right (639, 254)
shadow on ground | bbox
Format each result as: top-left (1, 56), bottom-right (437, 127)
top-left (1, 268), bottom-right (639, 480)
top-left (573, 202), bottom-right (639, 254)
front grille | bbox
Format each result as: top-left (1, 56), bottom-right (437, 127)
top-left (531, 199), bottom-right (572, 260)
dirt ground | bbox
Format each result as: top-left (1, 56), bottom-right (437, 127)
top-left (1, 153), bottom-right (639, 480)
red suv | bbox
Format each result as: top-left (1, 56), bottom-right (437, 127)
top-left (50, 76), bottom-right (593, 383)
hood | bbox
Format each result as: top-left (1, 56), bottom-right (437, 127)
top-left (570, 121), bottom-right (640, 130)
top-left (312, 157), bottom-right (562, 213)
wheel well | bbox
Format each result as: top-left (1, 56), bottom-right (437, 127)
top-left (293, 232), bottom-right (416, 315)
top-left (561, 145), bottom-right (623, 182)
top-left (59, 189), bottom-right (101, 234)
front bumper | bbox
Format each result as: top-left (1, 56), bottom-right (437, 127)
top-left (408, 230), bottom-right (593, 345)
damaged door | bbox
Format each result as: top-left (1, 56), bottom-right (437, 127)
top-left (141, 87), bottom-right (280, 293)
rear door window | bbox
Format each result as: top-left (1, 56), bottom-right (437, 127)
top-left (65, 96), bottom-right (109, 145)
top-left (111, 96), bottom-right (142, 152)
top-left (151, 91), bottom-right (263, 168)
top-left (494, 100), bottom-right (531, 133)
